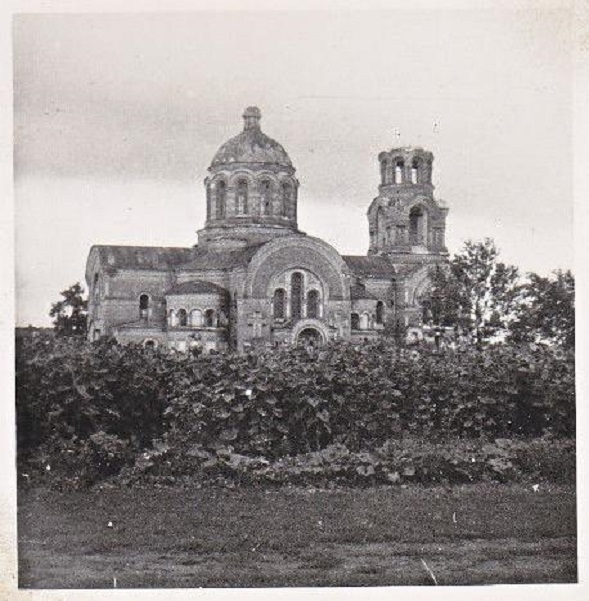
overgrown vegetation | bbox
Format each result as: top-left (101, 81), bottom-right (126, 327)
top-left (422, 239), bottom-right (575, 349)
top-left (16, 333), bottom-right (575, 489)
top-left (49, 282), bottom-right (88, 337)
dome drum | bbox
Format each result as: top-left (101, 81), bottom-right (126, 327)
top-left (199, 107), bottom-right (300, 249)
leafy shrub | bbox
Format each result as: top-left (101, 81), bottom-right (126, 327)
top-left (16, 335), bottom-right (166, 485)
top-left (16, 334), bottom-right (575, 488)
top-left (117, 437), bottom-right (575, 488)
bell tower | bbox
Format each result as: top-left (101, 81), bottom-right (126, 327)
top-left (367, 147), bottom-right (449, 259)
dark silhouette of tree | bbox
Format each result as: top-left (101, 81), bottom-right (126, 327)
top-left (49, 282), bottom-right (88, 337)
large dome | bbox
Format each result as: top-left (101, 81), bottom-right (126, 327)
top-left (210, 107), bottom-right (293, 168)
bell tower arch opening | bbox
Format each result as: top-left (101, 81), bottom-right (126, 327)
top-left (409, 205), bottom-right (427, 245)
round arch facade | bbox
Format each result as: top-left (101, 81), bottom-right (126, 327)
top-left (243, 235), bottom-right (351, 301)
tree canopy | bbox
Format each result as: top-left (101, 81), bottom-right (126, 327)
top-left (422, 238), bottom-right (521, 346)
top-left (49, 282), bottom-right (88, 337)
top-left (509, 270), bottom-right (575, 349)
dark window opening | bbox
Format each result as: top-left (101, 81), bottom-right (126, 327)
top-left (351, 313), bottom-right (360, 330)
top-left (237, 180), bottom-right (248, 214)
top-left (177, 309), bottom-right (188, 327)
top-left (394, 159), bottom-right (404, 184)
top-left (291, 272), bottom-right (303, 320)
top-left (216, 180), bottom-right (226, 219)
top-left (139, 294), bottom-right (149, 319)
top-left (411, 158), bottom-right (420, 184)
top-left (260, 179), bottom-right (272, 215)
top-left (409, 207), bottom-right (425, 245)
top-left (376, 301), bottom-right (385, 325)
top-left (376, 207), bottom-right (386, 246)
top-left (273, 288), bottom-right (286, 319)
top-left (281, 182), bottom-right (292, 217)
top-left (307, 290), bottom-right (320, 319)
top-left (205, 309), bottom-right (216, 328)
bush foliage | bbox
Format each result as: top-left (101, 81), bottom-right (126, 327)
top-left (16, 334), bottom-right (575, 488)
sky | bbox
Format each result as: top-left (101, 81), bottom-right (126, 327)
top-left (13, 7), bottom-right (574, 327)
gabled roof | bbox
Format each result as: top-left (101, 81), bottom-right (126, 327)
top-left (165, 281), bottom-right (229, 296)
top-left (90, 244), bottom-right (265, 273)
top-left (92, 245), bottom-right (193, 271)
top-left (343, 256), bottom-right (397, 278)
top-left (179, 244), bottom-right (264, 271)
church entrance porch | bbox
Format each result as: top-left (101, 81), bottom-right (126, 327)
top-left (296, 327), bottom-right (324, 347)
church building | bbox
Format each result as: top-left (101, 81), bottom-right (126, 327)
top-left (85, 107), bottom-right (449, 352)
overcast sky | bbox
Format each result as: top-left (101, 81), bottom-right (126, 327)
top-left (14, 8), bottom-right (573, 327)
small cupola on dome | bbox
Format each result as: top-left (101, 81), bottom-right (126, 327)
top-left (243, 106), bottom-right (262, 130)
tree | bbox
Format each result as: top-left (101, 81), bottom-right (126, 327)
top-left (423, 239), bottom-right (522, 346)
top-left (509, 270), bottom-right (574, 349)
top-left (49, 282), bottom-right (88, 337)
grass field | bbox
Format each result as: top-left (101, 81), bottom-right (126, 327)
top-left (17, 483), bottom-right (577, 588)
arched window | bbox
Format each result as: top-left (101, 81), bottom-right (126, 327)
top-left (236, 179), bottom-right (248, 214)
top-left (376, 207), bottom-right (386, 246)
top-left (215, 180), bottom-right (226, 219)
top-left (190, 309), bottom-right (203, 327)
top-left (394, 159), bottom-right (404, 184)
top-left (281, 182), bottom-right (292, 217)
top-left (168, 309), bottom-right (176, 327)
top-left (177, 309), bottom-right (188, 327)
top-left (307, 290), bottom-right (320, 319)
top-left (376, 301), bottom-right (385, 325)
top-left (205, 309), bottom-right (216, 328)
top-left (93, 273), bottom-right (100, 298)
top-left (409, 206), bottom-right (425, 245)
top-left (143, 339), bottom-right (156, 349)
top-left (273, 288), bottom-right (286, 319)
top-left (139, 294), bottom-right (149, 319)
top-left (411, 158), bottom-right (420, 184)
top-left (360, 313), bottom-right (370, 330)
top-left (260, 179), bottom-right (273, 216)
top-left (291, 272), bottom-right (303, 320)
top-left (351, 313), bottom-right (360, 330)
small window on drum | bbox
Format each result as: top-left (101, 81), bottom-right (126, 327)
top-left (236, 180), bottom-right (248, 214)
top-left (177, 309), bottom-right (188, 327)
top-left (216, 180), bottom-right (227, 219)
top-left (260, 179), bottom-right (273, 216)
top-left (281, 182), bottom-right (292, 217)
